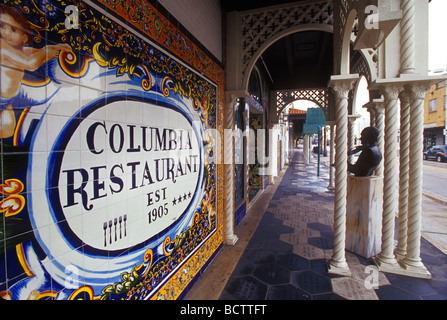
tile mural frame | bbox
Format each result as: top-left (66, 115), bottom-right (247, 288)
top-left (0, 0), bottom-right (224, 300)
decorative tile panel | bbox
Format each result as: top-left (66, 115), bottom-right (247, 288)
top-left (0, 0), bottom-right (223, 300)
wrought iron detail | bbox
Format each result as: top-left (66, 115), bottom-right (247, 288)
top-left (240, 1), bottom-right (334, 77)
top-left (276, 88), bottom-right (329, 119)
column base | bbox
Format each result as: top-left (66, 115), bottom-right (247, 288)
top-left (373, 256), bottom-right (432, 279)
top-left (326, 260), bottom-right (352, 277)
top-left (225, 234), bottom-right (239, 246)
top-left (372, 256), bottom-right (402, 273)
top-left (398, 259), bottom-right (432, 280)
top-left (394, 251), bottom-right (406, 261)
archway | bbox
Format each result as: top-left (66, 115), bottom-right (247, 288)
top-left (243, 26), bottom-right (334, 93)
top-left (340, 9), bottom-right (358, 75)
top-left (247, 67), bottom-right (268, 204)
top-left (276, 88), bottom-right (330, 123)
top-left (286, 100), bottom-right (326, 153)
top-left (236, 1), bottom-right (334, 92)
top-left (352, 75), bottom-right (371, 144)
top-left (223, 1), bottom-right (380, 249)
top-left (234, 99), bottom-right (247, 227)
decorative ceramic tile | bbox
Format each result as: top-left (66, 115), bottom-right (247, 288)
top-left (0, 0), bottom-right (223, 300)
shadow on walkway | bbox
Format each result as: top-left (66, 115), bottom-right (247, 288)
top-left (188, 150), bottom-right (447, 300)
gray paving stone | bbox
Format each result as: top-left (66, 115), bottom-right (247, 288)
top-left (219, 150), bottom-right (447, 300)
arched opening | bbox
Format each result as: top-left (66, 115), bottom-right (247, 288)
top-left (340, 9), bottom-right (358, 75)
top-left (352, 75), bottom-right (371, 145)
top-left (286, 100), bottom-right (331, 159)
top-left (248, 69), bottom-right (263, 104)
top-left (234, 99), bottom-right (247, 227)
top-left (246, 29), bottom-right (334, 92)
top-left (287, 100), bottom-right (320, 144)
top-left (243, 29), bottom-right (334, 179)
top-left (247, 67), bottom-right (269, 204)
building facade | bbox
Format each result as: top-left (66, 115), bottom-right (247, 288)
top-left (0, 0), bottom-right (444, 300)
top-left (424, 80), bottom-right (446, 148)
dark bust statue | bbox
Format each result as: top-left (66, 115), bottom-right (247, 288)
top-left (348, 126), bottom-right (382, 177)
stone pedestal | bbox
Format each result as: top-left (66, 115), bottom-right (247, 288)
top-left (346, 175), bottom-right (383, 258)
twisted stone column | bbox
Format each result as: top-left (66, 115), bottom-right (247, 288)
top-left (399, 84), bottom-right (431, 278)
top-left (328, 122), bottom-right (335, 190)
top-left (347, 117), bottom-right (354, 165)
top-left (374, 85), bottom-right (401, 268)
top-left (374, 101), bottom-right (385, 177)
top-left (327, 75), bottom-right (358, 276)
top-left (224, 94), bottom-right (239, 245)
top-left (303, 134), bottom-right (310, 164)
top-left (395, 91), bottom-right (411, 259)
top-left (400, 0), bottom-right (416, 74)
top-left (369, 107), bottom-right (376, 127)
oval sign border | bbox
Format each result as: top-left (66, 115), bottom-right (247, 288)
top-left (46, 94), bottom-right (204, 256)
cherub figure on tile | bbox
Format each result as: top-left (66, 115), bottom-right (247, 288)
top-left (0, 4), bottom-right (71, 138)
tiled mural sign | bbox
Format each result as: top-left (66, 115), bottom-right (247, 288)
top-left (1, 0), bottom-right (223, 300)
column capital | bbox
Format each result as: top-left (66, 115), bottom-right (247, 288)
top-left (371, 81), bottom-right (404, 104)
top-left (329, 74), bottom-right (360, 99)
top-left (399, 89), bottom-right (412, 105)
top-left (375, 84), bottom-right (403, 100)
top-left (348, 114), bottom-right (361, 123)
top-left (363, 98), bottom-right (386, 114)
top-left (373, 98), bottom-right (386, 113)
top-left (402, 77), bottom-right (447, 102)
top-left (404, 82), bottom-right (434, 101)
top-left (225, 90), bottom-right (249, 104)
top-left (369, 74), bottom-right (447, 99)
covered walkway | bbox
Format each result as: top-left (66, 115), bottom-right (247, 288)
top-left (186, 149), bottom-right (447, 300)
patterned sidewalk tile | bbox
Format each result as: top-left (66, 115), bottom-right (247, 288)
top-left (219, 150), bottom-right (447, 300)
